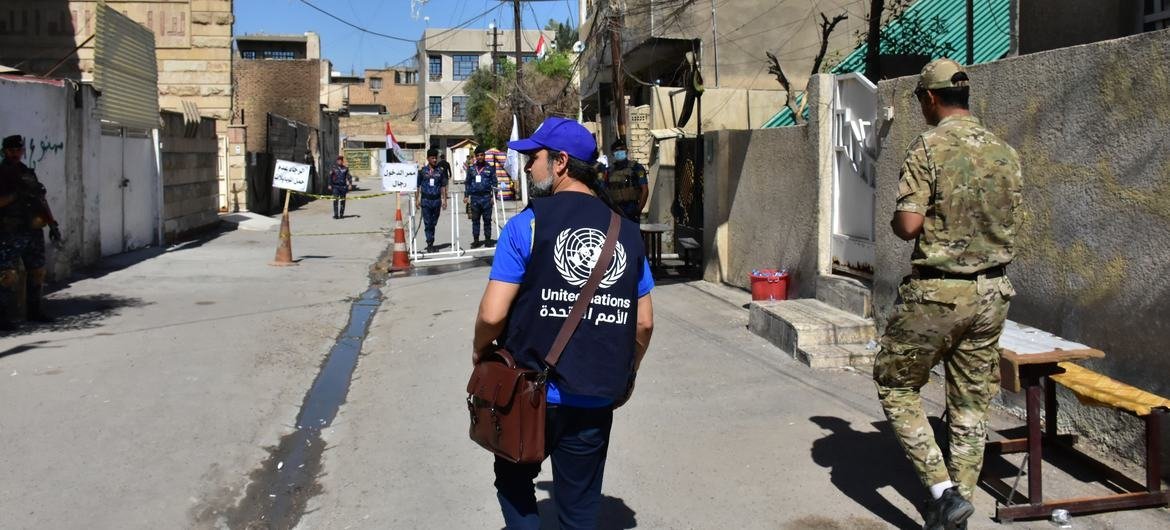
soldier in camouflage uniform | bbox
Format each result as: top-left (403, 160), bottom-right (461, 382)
top-left (873, 59), bottom-right (1022, 530)
top-left (1, 135), bottom-right (63, 328)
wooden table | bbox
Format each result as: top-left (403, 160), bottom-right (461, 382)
top-left (639, 223), bottom-right (670, 268)
top-left (989, 321), bottom-right (1108, 521)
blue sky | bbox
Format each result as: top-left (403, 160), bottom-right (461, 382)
top-left (235, 0), bottom-right (579, 73)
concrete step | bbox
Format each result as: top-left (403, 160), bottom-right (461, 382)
top-left (748, 298), bottom-right (877, 368)
top-left (815, 274), bottom-right (873, 318)
top-left (796, 343), bottom-right (878, 370)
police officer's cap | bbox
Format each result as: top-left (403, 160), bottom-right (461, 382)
top-left (2, 135), bottom-right (24, 149)
top-left (426, 148), bottom-right (439, 157)
top-left (474, 145), bottom-right (487, 155)
top-left (917, 58), bottom-right (969, 91)
top-left (610, 137), bottom-right (627, 151)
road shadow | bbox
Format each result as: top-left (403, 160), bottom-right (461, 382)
top-left (531, 480), bottom-right (637, 529)
top-left (0, 340), bottom-right (58, 360)
top-left (809, 416), bottom-right (928, 529)
top-left (2, 294), bottom-right (149, 339)
top-left (52, 225), bottom-right (231, 287)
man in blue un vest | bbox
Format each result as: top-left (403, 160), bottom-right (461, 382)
top-left (415, 148), bottom-right (449, 252)
top-left (464, 145), bottom-right (497, 249)
top-left (473, 117), bottom-right (656, 529)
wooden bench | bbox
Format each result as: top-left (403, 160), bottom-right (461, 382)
top-left (986, 321), bottom-right (1170, 520)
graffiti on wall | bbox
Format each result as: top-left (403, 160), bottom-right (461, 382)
top-left (0, 1), bottom-right (191, 48)
top-left (18, 135), bottom-right (65, 170)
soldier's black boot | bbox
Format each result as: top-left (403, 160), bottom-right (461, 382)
top-left (332, 200), bottom-right (340, 219)
top-left (471, 237), bottom-right (480, 249)
top-left (26, 284), bottom-right (54, 323)
top-left (923, 487), bottom-right (973, 530)
top-left (339, 200), bottom-right (346, 218)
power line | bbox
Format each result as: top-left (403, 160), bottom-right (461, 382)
top-left (297, 0), bottom-right (415, 42)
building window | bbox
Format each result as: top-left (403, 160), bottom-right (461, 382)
top-left (262, 50), bottom-right (297, 60)
top-left (369, 77), bottom-right (383, 90)
top-left (241, 50), bottom-right (257, 59)
top-left (395, 71), bottom-right (418, 84)
top-left (453, 54), bottom-right (479, 80)
top-left (429, 96), bottom-right (442, 121)
top-left (452, 96), bottom-right (468, 121)
top-left (429, 55), bottom-right (442, 81)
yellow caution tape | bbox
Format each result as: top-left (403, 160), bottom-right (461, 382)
top-left (291, 230), bottom-right (389, 237)
top-left (290, 190), bottom-right (398, 200)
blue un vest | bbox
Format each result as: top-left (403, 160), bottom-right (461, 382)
top-left (501, 192), bottom-right (645, 400)
top-left (418, 165), bottom-right (447, 199)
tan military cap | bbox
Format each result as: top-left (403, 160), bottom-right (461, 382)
top-left (917, 58), bottom-right (969, 90)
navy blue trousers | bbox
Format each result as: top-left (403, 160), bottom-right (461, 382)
top-left (494, 405), bottom-right (614, 530)
top-left (421, 199), bottom-right (441, 244)
top-left (469, 196), bottom-right (493, 239)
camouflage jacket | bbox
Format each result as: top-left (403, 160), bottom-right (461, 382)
top-left (896, 115), bottom-right (1023, 274)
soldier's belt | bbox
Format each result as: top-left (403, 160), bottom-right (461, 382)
top-left (912, 264), bottom-right (1006, 281)
top-left (420, 194), bottom-right (442, 200)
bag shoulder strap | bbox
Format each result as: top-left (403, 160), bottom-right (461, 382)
top-left (544, 211), bottom-right (622, 368)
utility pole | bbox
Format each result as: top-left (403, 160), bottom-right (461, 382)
top-left (513, 0), bottom-right (524, 134)
top-left (608, 3), bottom-right (627, 138)
top-left (710, 0), bottom-right (719, 87)
top-left (965, 0), bottom-right (975, 64)
top-left (488, 21), bottom-right (501, 88)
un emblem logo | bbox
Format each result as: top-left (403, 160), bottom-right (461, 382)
top-left (554, 227), bottom-right (627, 289)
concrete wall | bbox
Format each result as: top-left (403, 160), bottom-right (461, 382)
top-left (345, 67), bottom-right (422, 139)
top-left (872, 29), bottom-right (1170, 473)
top-left (159, 111), bottom-right (219, 241)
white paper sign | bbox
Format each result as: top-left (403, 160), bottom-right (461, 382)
top-left (272, 159), bottom-right (311, 192)
top-left (381, 163), bottom-right (419, 192)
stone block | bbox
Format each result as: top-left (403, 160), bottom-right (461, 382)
top-left (192, 36), bottom-right (231, 48)
top-left (748, 298), bottom-right (876, 364)
top-left (192, 0), bottom-right (232, 12)
top-left (192, 21), bottom-right (232, 37)
top-left (816, 275), bottom-right (874, 318)
top-left (796, 344), bottom-right (877, 370)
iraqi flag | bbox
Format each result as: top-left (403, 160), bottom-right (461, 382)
top-left (535, 34), bottom-right (548, 59)
top-left (385, 122), bottom-right (407, 163)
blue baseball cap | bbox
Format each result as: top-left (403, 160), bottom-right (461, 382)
top-left (507, 117), bottom-right (598, 162)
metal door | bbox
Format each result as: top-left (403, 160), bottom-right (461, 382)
top-left (830, 73), bottom-right (878, 278)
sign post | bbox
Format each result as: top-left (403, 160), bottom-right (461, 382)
top-left (270, 159), bottom-right (312, 266)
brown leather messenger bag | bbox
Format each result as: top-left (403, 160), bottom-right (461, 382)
top-left (466, 211), bottom-right (622, 464)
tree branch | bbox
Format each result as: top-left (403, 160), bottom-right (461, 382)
top-left (810, 12), bottom-right (848, 75)
top-left (766, 50), bottom-right (804, 125)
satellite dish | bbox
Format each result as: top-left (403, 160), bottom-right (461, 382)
top-left (572, 41), bottom-right (585, 53)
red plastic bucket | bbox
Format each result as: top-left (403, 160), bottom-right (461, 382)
top-left (750, 269), bottom-right (789, 301)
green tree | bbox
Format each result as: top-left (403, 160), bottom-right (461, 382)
top-left (465, 54), bottom-right (579, 148)
top-left (544, 18), bottom-right (578, 52)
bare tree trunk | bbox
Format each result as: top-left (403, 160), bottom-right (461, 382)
top-left (766, 51), bottom-right (803, 125)
top-left (865, 0), bottom-right (884, 82)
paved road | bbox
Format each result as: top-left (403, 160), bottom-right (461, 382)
top-left (2, 194), bottom-right (1167, 529)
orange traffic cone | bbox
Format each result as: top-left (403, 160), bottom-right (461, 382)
top-left (390, 206), bottom-right (411, 272)
top-left (271, 212), bottom-right (297, 266)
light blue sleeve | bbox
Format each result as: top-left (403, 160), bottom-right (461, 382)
top-left (488, 209), bottom-right (534, 284)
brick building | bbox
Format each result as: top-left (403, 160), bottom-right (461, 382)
top-left (228, 32), bottom-right (339, 213)
top-left (337, 62), bottom-right (424, 150)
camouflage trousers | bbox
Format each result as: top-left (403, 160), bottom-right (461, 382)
top-left (873, 275), bottom-right (1014, 500)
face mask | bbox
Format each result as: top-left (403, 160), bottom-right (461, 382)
top-left (613, 150), bottom-right (628, 162)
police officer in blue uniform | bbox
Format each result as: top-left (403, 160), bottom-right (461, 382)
top-left (473, 117), bottom-right (656, 529)
top-left (327, 155), bottom-right (352, 219)
top-left (464, 146), bottom-right (497, 248)
top-left (415, 148), bottom-right (449, 252)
